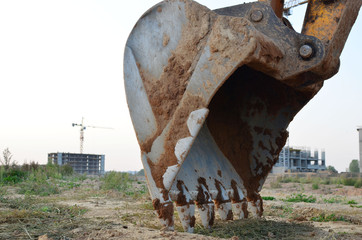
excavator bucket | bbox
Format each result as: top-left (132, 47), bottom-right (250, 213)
top-left (124, 0), bottom-right (361, 232)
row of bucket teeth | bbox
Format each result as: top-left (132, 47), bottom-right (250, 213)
top-left (156, 181), bottom-right (261, 233)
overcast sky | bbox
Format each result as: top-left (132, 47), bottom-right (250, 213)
top-left (0, 0), bottom-right (361, 172)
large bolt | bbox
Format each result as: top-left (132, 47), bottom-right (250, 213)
top-left (299, 44), bottom-right (313, 59)
top-left (250, 10), bottom-right (263, 22)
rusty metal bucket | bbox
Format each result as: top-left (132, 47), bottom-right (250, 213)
top-left (124, 0), bottom-right (360, 232)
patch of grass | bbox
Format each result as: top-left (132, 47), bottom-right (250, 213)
top-left (0, 195), bottom-right (88, 239)
top-left (283, 193), bottom-right (316, 203)
top-left (347, 200), bottom-right (357, 205)
top-left (100, 171), bottom-right (148, 198)
top-left (141, 201), bottom-right (154, 210)
top-left (311, 213), bottom-right (346, 222)
top-left (278, 176), bottom-right (300, 183)
top-left (101, 171), bottom-right (131, 192)
top-left (262, 196), bottom-right (275, 201)
top-left (58, 180), bottom-right (81, 189)
top-left (270, 180), bottom-right (282, 188)
top-left (266, 204), bottom-right (293, 218)
top-left (312, 182), bottom-right (319, 190)
top-left (17, 170), bottom-right (60, 196)
top-left (322, 197), bottom-right (343, 204)
top-left (351, 205), bottom-right (362, 208)
top-left (195, 219), bottom-right (315, 239)
top-left (18, 180), bottom-right (60, 196)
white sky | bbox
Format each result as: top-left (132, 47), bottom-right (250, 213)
top-left (0, 1), bottom-right (361, 172)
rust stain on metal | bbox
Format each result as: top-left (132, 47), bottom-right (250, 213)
top-left (162, 33), bottom-right (170, 47)
top-left (196, 177), bottom-right (212, 205)
top-left (190, 216), bottom-right (196, 228)
top-left (176, 180), bottom-right (194, 206)
top-left (207, 65), bottom-right (307, 205)
top-left (152, 198), bottom-right (174, 226)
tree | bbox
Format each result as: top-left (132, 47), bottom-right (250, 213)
top-left (349, 159), bottom-right (360, 173)
top-left (0, 148), bottom-right (16, 170)
top-left (327, 165), bottom-right (338, 173)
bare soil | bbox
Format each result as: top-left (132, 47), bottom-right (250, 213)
top-left (0, 174), bottom-right (361, 240)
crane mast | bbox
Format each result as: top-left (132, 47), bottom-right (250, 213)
top-left (72, 117), bottom-right (112, 153)
top-left (283, 0), bottom-right (308, 16)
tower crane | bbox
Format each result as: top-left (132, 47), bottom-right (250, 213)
top-left (283, 0), bottom-right (308, 16)
top-left (72, 117), bottom-right (113, 154)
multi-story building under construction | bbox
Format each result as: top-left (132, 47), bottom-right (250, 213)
top-left (272, 147), bottom-right (326, 173)
top-left (48, 152), bottom-right (105, 175)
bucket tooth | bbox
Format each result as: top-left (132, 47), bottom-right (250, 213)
top-left (176, 204), bottom-right (196, 233)
top-left (232, 200), bottom-right (248, 219)
top-left (175, 181), bottom-right (195, 233)
top-left (231, 180), bottom-right (248, 219)
top-left (197, 203), bottom-right (215, 229)
top-left (214, 180), bottom-right (233, 220)
top-left (215, 202), bottom-right (233, 221)
top-left (152, 191), bottom-right (174, 231)
top-left (248, 193), bottom-right (263, 218)
top-left (195, 181), bottom-right (215, 228)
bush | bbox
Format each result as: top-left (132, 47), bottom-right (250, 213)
top-left (321, 178), bottom-right (331, 185)
top-left (101, 171), bottom-right (131, 192)
top-left (342, 178), bottom-right (357, 186)
top-left (18, 180), bottom-right (60, 196)
top-left (18, 170), bottom-right (60, 196)
top-left (60, 164), bottom-right (74, 176)
top-left (312, 183), bottom-right (319, 190)
top-left (1, 168), bottom-right (26, 184)
top-left (21, 161), bottom-right (39, 172)
top-left (354, 179), bottom-right (362, 188)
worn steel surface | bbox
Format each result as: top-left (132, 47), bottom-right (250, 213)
top-left (124, 0), bottom-right (360, 232)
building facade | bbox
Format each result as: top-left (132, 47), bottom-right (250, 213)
top-left (48, 152), bottom-right (105, 175)
top-left (272, 147), bottom-right (326, 173)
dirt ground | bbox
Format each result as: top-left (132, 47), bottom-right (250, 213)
top-left (0, 174), bottom-right (361, 240)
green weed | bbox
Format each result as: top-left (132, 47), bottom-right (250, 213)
top-left (312, 183), bottom-right (319, 190)
top-left (311, 213), bottom-right (345, 222)
top-left (0, 195), bottom-right (88, 239)
top-left (351, 205), bottom-right (362, 208)
top-left (347, 200), bottom-right (357, 205)
top-left (262, 196), bottom-right (275, 201)
top-left (283, 193), bottom-right (316, 203)
top-left (322, 197), bottom-right (343, 204)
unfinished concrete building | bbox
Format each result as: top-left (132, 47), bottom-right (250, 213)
top-left (48, 152), bottom-right (105, 175)
top-left (272, 147), bottom-right (326, 173)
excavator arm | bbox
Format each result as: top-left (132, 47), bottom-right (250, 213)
top-left (123, 0), bottom-right (361, 232)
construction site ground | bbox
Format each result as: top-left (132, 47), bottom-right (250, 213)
top-left (0, 173), bottom-right (361, 240)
